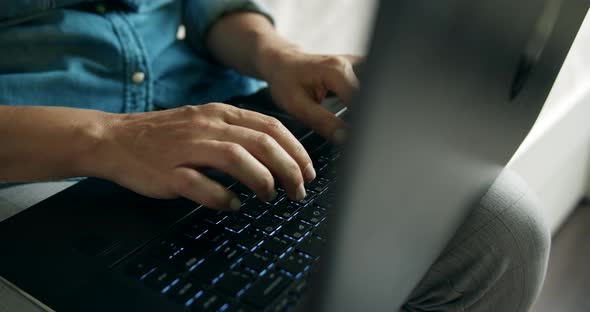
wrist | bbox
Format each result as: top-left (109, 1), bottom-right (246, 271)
top-left (254, 34), bottom-right (301, 83)
top-left (73, 111), bottom-right (121, 180)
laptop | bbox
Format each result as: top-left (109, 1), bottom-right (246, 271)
top-left (0, 0), bottom-right (586, 311)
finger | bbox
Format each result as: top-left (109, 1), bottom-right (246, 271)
top-left (343, 55), bottom-right (366, 77)
top-left (182, 140), bottom-right (276, 203)
top-left (215, 124), bottom-right (307, 201)
top-left (289, 90), bottom-right (348, 144)
top-left (224, 109), bottom-right (316, 183)
top-left (343, 54), bottom-right (365, 66)
top-left (172, 167), bottom-right (241, 211)
top-left (322, 58), bottom-right (360, 103)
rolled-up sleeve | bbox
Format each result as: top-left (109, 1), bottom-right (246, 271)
top-left (183, 0), bottom-right (274, 55)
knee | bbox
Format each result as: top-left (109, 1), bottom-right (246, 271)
top-left (481, 170), bottom-right (551, 268)
top-left (403, 170), bottom-right (550, 312)
top-left (477, 169), bottom-right (551, 309)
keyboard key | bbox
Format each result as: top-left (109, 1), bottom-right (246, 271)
top-left (241, 252), bottom-right (275, 273)
top-left (253, 213), bottom-right (284, 234)
top-left (191, 244), bottom-right (245, 283)
top-left (280, 220), bottom-right (313, 240)
top-left (273, 297), bottom-right (291, 312)
top-left (305, 178), bottom-right (330, 194)
top-left (319, 163), bottom-right (337, 180)
top-left (126, 257), bottom-right (157, 280)
top-left (314, 190), bottom-right (336, 210)
top-left (298, 205), bottom-right (326, 225)
top-left (231, 185), bottom-right (253, 206)
top-left (195, 208), bottom-right (229, 224)
top-left (326, 150), bottom-right (342, 161)
top-left (283, 191), bottom-right (317, 207)
top-left (203, 228), bottom-right (230, 246)
top-left (277, 252), bottom-right (312, 276)
top-left (222, 304), bottom-right (250, 312)
top-left (238, 194), bottom-right (250, 206)
top-left (265, 188), bottom-right (285, 206)
top-left (296, 235), bottom-right (325, 258)
top-left (270, 202), bottom-right (300, 219)
top-left (149, 238), bottom-right (184, 261)
top-left (234, 228), bottom-right (265, 249)
top-left (191, 290), bottom-right (227, 312)
top-left (215, 269), bottom-right (253, 297)
top-left (143, 267), bottom-right (180, 292)
top-left (289, 279), bottom-right (308, 297)
top-left (214, 243), bottom-right (246, 265)
top-left (220, 214), bottom-right (251, 233)
top-left (260, 236), bottom-right (292, 255)
top-left (312, 155), bottom-right (330, 172)
top-left (170, 251), bottom-right (202, 271)
top-left (240, 202), bottom-right (270, 219)
top-left (191, 261), bottom-right (226, 284)
top-left (314, 221), bottom-right (329, 238)
top-left (167, 279), bottom-right (200, 305)
top-left (184, 228), bottom-right (229, 258)
top-left (179, 220), bottom-right (210, 240)
top-left (241, 270), bottom-right (292, 309)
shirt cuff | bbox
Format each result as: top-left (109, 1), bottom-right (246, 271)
top-left (183, 0), bottom-right (274, 57)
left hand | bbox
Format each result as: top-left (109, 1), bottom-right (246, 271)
top-left (262, 50), bottom-right (363, 144)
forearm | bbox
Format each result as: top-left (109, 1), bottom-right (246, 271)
top-left (206, 12), bottom-right (297, 82)
top-left (0, 105), bottom-right (110, 182)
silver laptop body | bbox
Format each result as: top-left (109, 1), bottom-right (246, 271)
top-left (304, 0), bottom-right (587, 310)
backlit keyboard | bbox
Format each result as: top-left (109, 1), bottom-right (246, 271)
top-left (124, 145), bottom-right (341, 311)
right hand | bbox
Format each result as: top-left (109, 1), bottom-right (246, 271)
top-left (96, 103), bottom-right (316, 211)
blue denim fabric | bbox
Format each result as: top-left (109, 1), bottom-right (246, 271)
top-left (0, 0), bottom-right (272, 113)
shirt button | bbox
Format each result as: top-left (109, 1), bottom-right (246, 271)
top-left (132, 71), bottom-right (145, 84)
top-left (176, 24), bottom-right (186, 40)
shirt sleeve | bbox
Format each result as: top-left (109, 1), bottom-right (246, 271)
top-left (183, 0), bottom-right (274, 56)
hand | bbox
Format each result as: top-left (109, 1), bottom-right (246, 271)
top-left (263, 50), bottom-right (362, 143)
top-left (96, 104), bottom-right (316, 211)
top-left (204, 12), bottom-right (361, 142)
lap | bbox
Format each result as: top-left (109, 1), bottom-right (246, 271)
top-left (403, 169), bottom-right (550, 311)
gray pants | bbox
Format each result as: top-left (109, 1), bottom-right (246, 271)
top-left (0, 170), bottom-right (549, 311)
top-left (404, 170), bottom-right (550, 311)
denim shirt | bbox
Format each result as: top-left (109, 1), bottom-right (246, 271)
top-left (0, 0), bottom-right (272, 113)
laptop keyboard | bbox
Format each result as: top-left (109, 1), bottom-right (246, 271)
top-left (123, 144), bottom-right (341, 311)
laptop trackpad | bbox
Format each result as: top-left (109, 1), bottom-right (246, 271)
top-left (0, 178), bottom-right (196, 268)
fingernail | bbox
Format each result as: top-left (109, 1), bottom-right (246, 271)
top-left (303, 163), bottom-right (316, 182)
top-left (296, 183), bottom-right (307, 201)
top-left (229, 197), bottom-right (241, 211)
top-left (333, 128), bottom-right (347, 144)
top-left (267, 189), bottom-right (277, 202)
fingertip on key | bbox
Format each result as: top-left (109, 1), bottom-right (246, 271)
top-left (296, 183), bottom-right (307, 202)
top-left (267, 188), bottom-right (278, 202)
top-left (229, 197), bottom-right (241, 211)
top-left (303, 163), bottom-right (316, 182)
